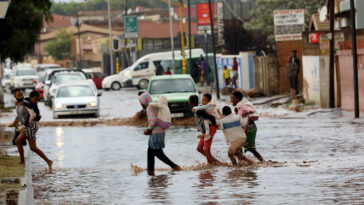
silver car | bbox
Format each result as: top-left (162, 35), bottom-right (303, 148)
top-left (52, 82), bottom-right (101, 119)
top-left (11, 68), bottom-right (38, 91)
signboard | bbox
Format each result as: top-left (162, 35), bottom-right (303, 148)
top-left (0, 0), bottom-right (10, 19)
top-left (124, 16), bottom-right (138, 38)
top-left (217, 2), bottom-right (224, 45)
top-left (309, 33), bottom-right (320, 44)
top-left (274, 9), bottom-right (305, 41)
top-left (197, 3), bottom-right (214, 30)
top-left (320, 35), bottom-right (330, 55)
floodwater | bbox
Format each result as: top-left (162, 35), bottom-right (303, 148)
top-left (29, 116), bottom-right (364, 204)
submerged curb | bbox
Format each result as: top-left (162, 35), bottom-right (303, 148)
top-left (18, 148), bottom-right (34, 205)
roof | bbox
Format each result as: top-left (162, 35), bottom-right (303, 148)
top-left (43, 14), bottom-right (72, 31)
top-left (40, 24), bottom-right (122, 42)
top-left (173, 7), bottom-right (197, 18)
top-left (138, 20), bottom-right (197, 39)
top-left (150, 74), bottom-right (193, 80)
top-left (309, 13), bottom-right (330, 31)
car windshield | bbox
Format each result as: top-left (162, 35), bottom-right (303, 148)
top-left (16, 69), bottom-right (36, 76)
top-left (149, 78), bottom-right (196, 94)
top-left (38, 74), bottom-right (46, 82)
top-left (52, 73), bottom-right (85, 84)
top-left (57, 85), bottom-right (95, 98)
top-left (43, 66), bottom-right (60, 71)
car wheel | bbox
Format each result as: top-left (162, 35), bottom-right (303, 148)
top-left (111, 82), bottom-right (121, 91)
top-left (137, 79), bottom-right (149, 90)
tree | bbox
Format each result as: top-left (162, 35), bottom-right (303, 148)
top-left (0, 0), bottom-right (52, 62)
top-left (246, 0), bottom-right (326, 44)
top-left (44, 29), bottom-right (73, 60)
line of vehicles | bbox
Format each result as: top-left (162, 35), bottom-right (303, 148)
top-left (1, 48), bottom-right (206, 119)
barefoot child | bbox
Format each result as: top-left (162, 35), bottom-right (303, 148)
top-left (9, 89), bottom-right (53, 170)
top-left (139, 92), bottom-right (181, 176)
top-left (149, 96), bottom-right (171, 130)
top-left (231, 91), bottom-right (264, 162)
top-left (218, 106), bottom-right (253, 166)
top-left (189, 94), bottom-right (220, 164)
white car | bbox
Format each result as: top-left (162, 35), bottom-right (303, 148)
top-left (10, 68), bottom-right (38, 91)
top-left (44, 71), bottom-right (89, 107)
top-left (52, 82), bottom-right (101, 119)
top-left (102, 67), bottom-right (132, 91)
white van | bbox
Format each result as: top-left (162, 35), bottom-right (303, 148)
top-left (102, 48), bottom-right (205, 90)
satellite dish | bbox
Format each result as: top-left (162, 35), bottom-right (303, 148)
top-left (320, 6), bottom-right (328, 22)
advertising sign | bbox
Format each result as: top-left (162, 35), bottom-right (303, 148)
top-left (309, 33), bottom-right (320, 44)
top-left (274, 9), bottom-right (305, 41)
top-left (197, 3), bottom-right (214, 30)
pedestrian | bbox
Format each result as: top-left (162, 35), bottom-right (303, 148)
top-left (231, 57), bottom-right (239, 89)
top-left (149, 96), bottom-right (171, 130)
top-left (231, 91), bottom-right (264, 162)
top-left (156, 63), bottom-right (164, 76)
top-left (163, 67), bottom-right (172, 75)
top-left (223, 65), bottom-right (231, 87)
top-left (218, 106), bottom-right (253, 166)
top-left (191, 61), bottom-right (199, 83)
top-left (201, 57), bottom-right (210, 86)
top-left (139, 92), bottom-right (182, 176)
top-left (189, 94), bottom-right (220, 165)
top-left (286, 56), bottom-right (299, 98)
top-left (8, 89), bottom-right (53, 171)
top-left (290, 50), bottom-right (300, 95)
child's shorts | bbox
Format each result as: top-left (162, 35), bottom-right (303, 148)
top-left (26, 122), bottom-right (39, 140)
top-left (243, 123), bottom-right (257, 152)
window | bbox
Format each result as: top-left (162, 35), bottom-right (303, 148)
top-left (57, 85), bottom-right (95, 98)
top-left (153, 61), bottom-right (161, 67)
top-left (149, 79), bottom-right (196, 95)
top-left (16, 69), bottom-right (36, 76)
top-left (134, 62), bottom-right (149, 71)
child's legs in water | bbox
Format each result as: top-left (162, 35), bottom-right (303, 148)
top-left (203, 125), bottom-right (218, 163)
top-left (204, 120), bottom-right (211, 136)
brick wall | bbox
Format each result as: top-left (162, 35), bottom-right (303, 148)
top-left (277, 40), bottom-right (303, 93)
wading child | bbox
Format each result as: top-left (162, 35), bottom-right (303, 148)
top-left (139, 92), bottom-right (182, 176)
top-left (9, 89), bottom-right (53, 170)
top-left (189, 94), bottom-right (220, 164)
top-left (149, 96), bottom-right (171, 130)
top-left (231, 91), bottom-right (264, 162)
top-left (218, 106), bottom-right (253, 166)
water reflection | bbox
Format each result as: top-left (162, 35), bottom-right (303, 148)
top-left (55, 127), bottom-right (65, 167)
top-left (148, 175), bottom-right (170, 204)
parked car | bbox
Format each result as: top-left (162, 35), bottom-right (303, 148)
top-left (1, 68), bottom-right (12, 93)
top-left (35, 64), bottom-right (61, 72)
top-left (146, 74), bottom-right (199, 118)
top-left (82, 69), bottom-right (105, 89)
top-left (10, 68), bottom-right (38, 92)
top-left (102, 48), bottom-right (205, 90)
top-left (44, 71), bottom-right (88, 107)
top-left (52, 82), bottom-right (101, 119)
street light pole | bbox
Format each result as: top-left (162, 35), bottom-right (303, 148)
top-left (179, 0), bottom-right (187, 73)
top-left (350, 0), bottom-right (359, 118)
top-left (188, 0), bottom-right (192, 70)
top-left (208, 0), bottom-right (220, 99)
top-left (329, 0), bottom-right (335, 108)
top-left (107, 0), bottom-right (114, 75)
top-left (76, 11), bottom-right (82, 68)
top-left (168, 0), bottom-right (175, 72)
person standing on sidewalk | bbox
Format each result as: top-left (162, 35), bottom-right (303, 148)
top-left (139, 92), bottom-right (182, 176)
top-left (286, 56), bottom-right (299, 98)
top-left (290, 50), bottom-right (300, 95)
top-left (231, 57), bottom-right (239, 89)
top-left (9, 89), bottom-right (53, 171)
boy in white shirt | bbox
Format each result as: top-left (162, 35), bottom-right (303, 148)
top-left (218, 106), bottom-right (253, 166)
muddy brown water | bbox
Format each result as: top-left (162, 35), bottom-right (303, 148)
top-left (14, 116), bottom-right (364, 204)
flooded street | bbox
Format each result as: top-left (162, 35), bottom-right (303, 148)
top-left (28, 117), bottom-right (364, 204)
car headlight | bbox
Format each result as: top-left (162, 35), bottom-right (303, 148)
top-left (55, 103), bottom-right (66, 109)
top-left (87, 101), bottom-right (98, 108)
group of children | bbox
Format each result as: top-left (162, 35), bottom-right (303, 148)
top-left (139, 90), bottom-right (264, 175)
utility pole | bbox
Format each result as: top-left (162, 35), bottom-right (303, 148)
top-left (329, 0), bottom-right (335, 108)
top-left (0, 55), bottom-right (4, 108)
top-left (179, 0), bottom-right (187, 73)
top-left (107, 0), bottom-right (114, 75)
top-left (188, 0), bottom-right (192, 71)
top-left (208, 0), bottom-right (220, 99)
top-left (124, 0), bottom-right (129, 67)
top-left (168, 0), bottom-right (175, 73)
top-left (350, 0), bottom-right (359, 118)
top-left (76, 11), bottom-right (82, 68)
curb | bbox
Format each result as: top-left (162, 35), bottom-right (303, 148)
top-left (18, 148), bottom-right (35, 205)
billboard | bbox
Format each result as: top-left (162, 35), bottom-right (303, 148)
top-left (197, 3), bottom-right (214, 30)
top-left (274, 9), bottom-right (305, 41)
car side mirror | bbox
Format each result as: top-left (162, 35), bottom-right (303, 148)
top-left (97, 90), bottom-right (103, 96)
top-left (45, 80), bottom-right (51, 86)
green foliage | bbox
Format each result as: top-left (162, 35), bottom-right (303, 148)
top-left (44, 29), bottom-right (73, 60)
top-left (0, 0), bottom-right (52, 62)
top-left (246, 0), bottom-right (327, 44)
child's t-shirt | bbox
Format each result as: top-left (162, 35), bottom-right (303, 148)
top-left (193, 101), bottom-right (220, 120)
top-left (218, 114), bottom-right (247, 144)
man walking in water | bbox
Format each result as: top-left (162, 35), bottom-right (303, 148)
top-left (139, 92), bottom-right (182, 176)
top-left (9, 89), bottom-right (53, 171)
